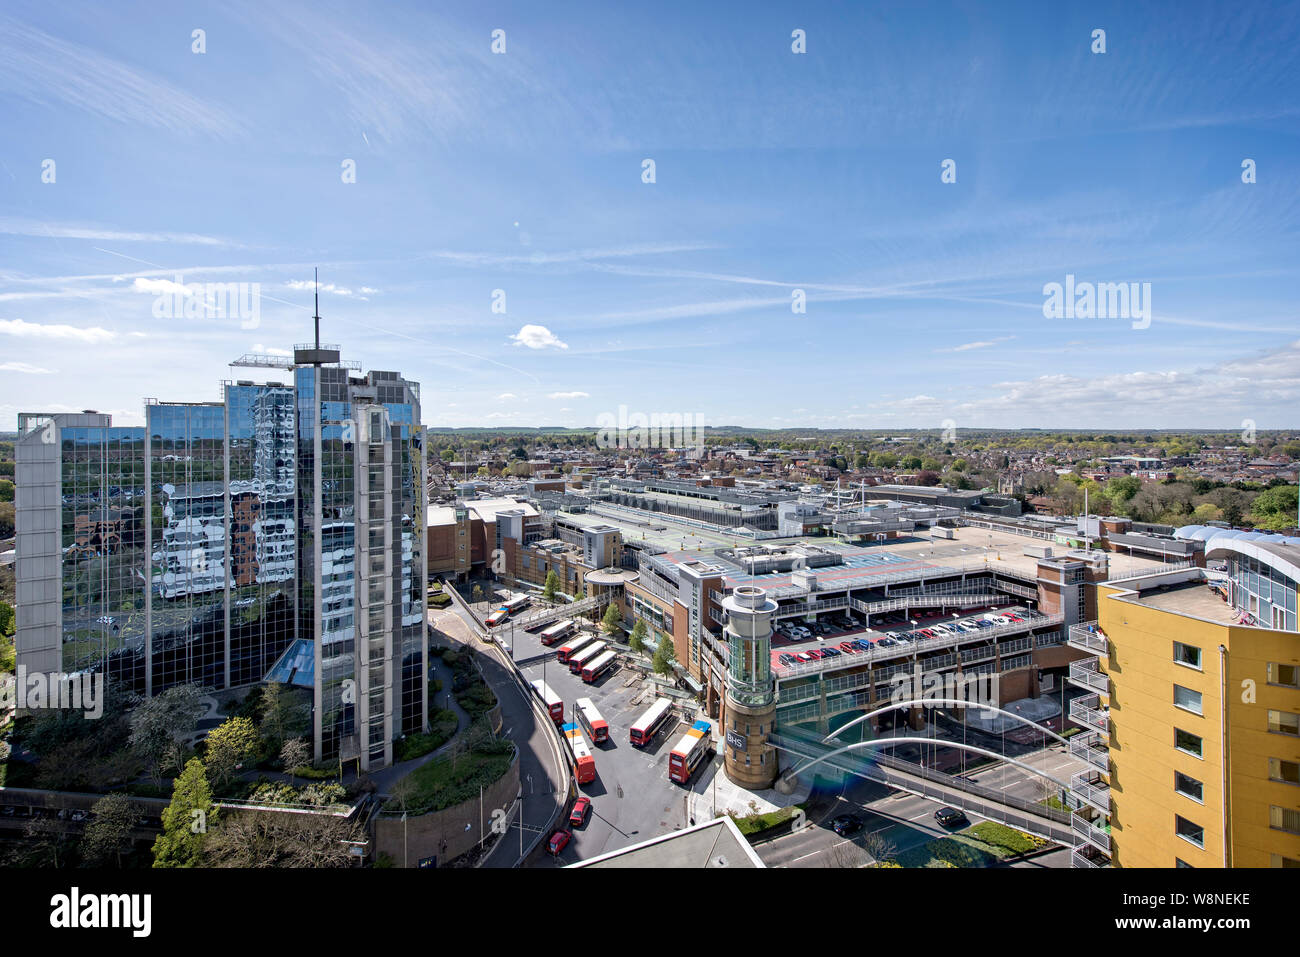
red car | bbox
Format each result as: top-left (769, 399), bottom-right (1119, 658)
top-left (838, 641), bottom-right (861, 654)
top-left (548, 830), bottom-right (571, 855)
top-left (569, 797), bottom-right (592, 827)
top-left (806, 649), bottom-right (823, 660)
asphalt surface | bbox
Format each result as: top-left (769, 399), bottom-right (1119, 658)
top-left (492, 608), bottom-right (702, 868)
top-left (756, 747), bottom-right (1079, 868)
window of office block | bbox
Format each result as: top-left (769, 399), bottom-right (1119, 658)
top-left (1173, 642), bottom-right (1202, 670)
top-left (1174, 771), bottom-right (1204, 802)
top-left (1175, 728), bottom-right (1203, 758)
top-left (1174, 684), bottom-right (1203, 716)
top-left (1268, 663), bottom-right (1300, 688)
top-left (1270, 806), bottom-right (1300, 835)
top-left (1268, 711), bottom-right (1300, 736)
top-left (1269, 758), bottom-right (1300, 785)
top-left (1176, 858), bottom-right (1194, 868)
top-left (1175, 815), bottom-right (1205, 848)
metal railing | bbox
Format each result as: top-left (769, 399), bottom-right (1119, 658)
top-left (1069, 731), bottom-right (1109, 772)
top-left (1071, 843), bottom-right (1109, 868)
top-left (1072, 812), bottom-right (1111, 854)
top-left (1067, 622), bottom-right (1109, 655)
top-left (1104, 560), bottom-right (1195, 583)
top-left (768, 729), bottom-right (1074, 844)
top-left (772, 613), bottom-right (1065, 680)
top-left (1070, 769), bottom-right (1111, 814)
top-left (1068, 658), bottom-right (1110, 695)
top-left (1069, 693), bottom-right (1109, 733)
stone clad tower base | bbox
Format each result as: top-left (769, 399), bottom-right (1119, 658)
top-left (723, 695), bottom-right (779, 789)
top-left (720, 585), bottom-right (780, 790)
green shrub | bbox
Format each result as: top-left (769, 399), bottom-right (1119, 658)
top-left (393, 711), bottom-right (459, 762)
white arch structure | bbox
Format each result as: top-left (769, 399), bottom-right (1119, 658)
top-left (825, 699), bottom-right (1070, 748)
top-left (785, 736), bottom-right (1075, 793)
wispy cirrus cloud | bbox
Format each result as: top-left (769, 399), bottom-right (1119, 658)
top-left (0, 361), bottom-right (55, 374)
top-left (0, 218), bottom-right (242, 247)
top-left (0, 15), bottom-right (240, 137)
top-left (936, 336), bottom-right (1017, 353)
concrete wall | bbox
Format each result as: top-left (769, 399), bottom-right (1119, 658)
top-left (372, 752), bottom-right (520, 867)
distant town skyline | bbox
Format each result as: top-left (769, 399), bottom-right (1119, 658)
top-left (2, 1), bottom-right (1298, 431)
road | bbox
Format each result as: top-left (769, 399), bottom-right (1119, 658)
top-left (757, 747), bottom-right (1078, 869)
top-left (426, 600), bottom-right (568, 868)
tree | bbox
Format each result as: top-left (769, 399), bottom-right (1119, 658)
top-left (202, 716), bottom-right (259, 791)
top-left (130, 683), bottom-right (203, 784)
top-left (0, 478), bottom-right (13, 502)
top-left (542, 569), bottom-right (561, 602)
top-left (1249, 484), bottom-right (1298, 531)
top-left (471, 584), bottom-right (484, 604)
top-left (601, 601), bottom-right (623, 636)
top-left (652, 633), bottom-right (676, 675)
top-left (153, 758), bottom-right (216, 868)
top-left (0, 599), bottom-right (15, 639)
top-left (81, 792), bottom-right (137, 867)
top-left (860, 826), bottom-right (898, 865)
top-left (629, 619), bottom-right (648, 654)
top-left (260, 682), bottom-right (309, 750)
top-left (204, 807), bottom-right (366, 868)
top-left (280, 738), bottom-right (311, 784)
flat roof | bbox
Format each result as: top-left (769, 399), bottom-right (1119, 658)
top-left (567, 815), bottom-right (764, 869)
top-left (1125, 580), bottom-right (1242, 626)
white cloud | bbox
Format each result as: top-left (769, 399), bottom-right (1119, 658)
top-left (0, 318), bottom-right (114, 343)
top-left (285, 280), bottom-right (372, 299)
top-left (132, 277), bottom-right (189, 296)
top-left (252, 343), bottom-right (294, 357)
top-left (0, 361), bottom-right (54, 374)
top-left (547, 391), bottom-right (589, 400)
top-left (510, 324), bottom-right (568, 350)
top-left (496, 393), bottom-right (517, 400)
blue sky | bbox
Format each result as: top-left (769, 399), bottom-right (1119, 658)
top-left (1, 0), bottom-right (1298, 431)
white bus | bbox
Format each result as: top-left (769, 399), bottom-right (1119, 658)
top-left (567, 640), bottom-right (607, 674)
top-left (581, 649), bottom-right (618, 684)
top-left (630, 697), bottom-right (674, 748)
top-left (529, 679), bottom-right (564, 723)
top-left (575, 697), bottom-right (609, 744)
top-left (539, 619), bottom-right (576, 646)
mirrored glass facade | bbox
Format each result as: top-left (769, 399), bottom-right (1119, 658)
top-left (57, 425), bottom-right (147, 686)
top-left (17, 353), bottom-right (426, 771)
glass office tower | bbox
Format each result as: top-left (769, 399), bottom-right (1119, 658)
top-left (15, 348), bottom-right (427, 771)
